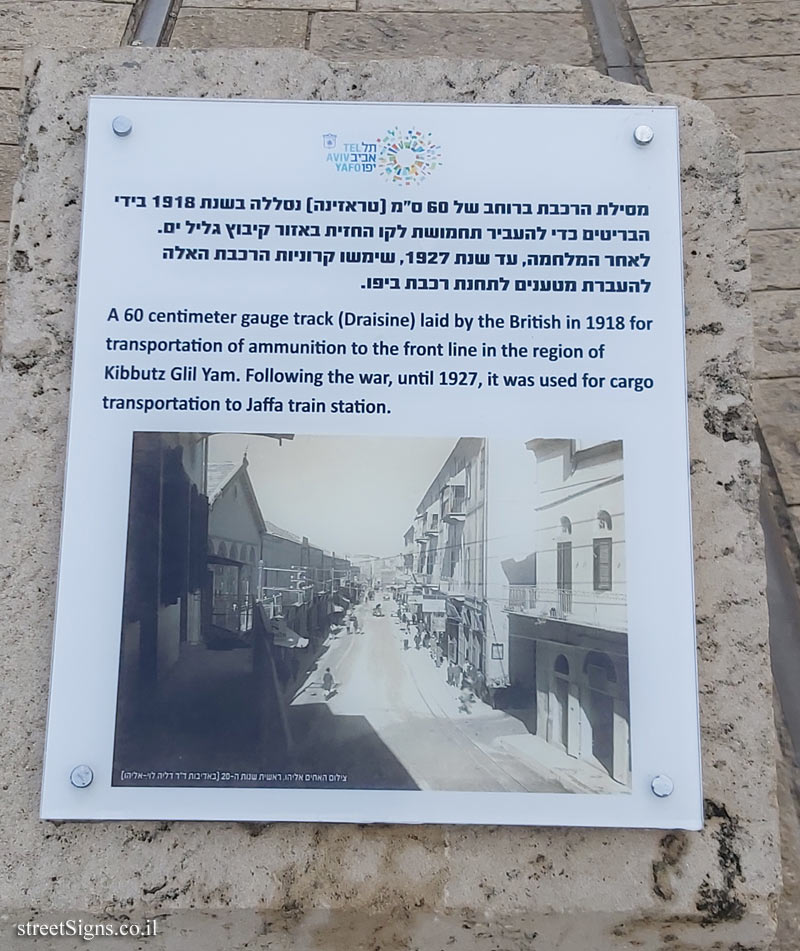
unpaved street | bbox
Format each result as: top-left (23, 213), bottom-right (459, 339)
top-left (290, 599), bottom-right (566, 792)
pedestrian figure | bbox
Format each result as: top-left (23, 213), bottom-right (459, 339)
top-left (447, 661), bottom-right (457, 686)
top-left (353, 615), bottom-right (360, 634)
top-left (458, 685), bottom-right (474, 715)
top-left (414, 633), bottom-right (421, 651)
top-left (322, 667), bottom-right (334, 699)
top-left (473, 669), bottom-right (487, 703)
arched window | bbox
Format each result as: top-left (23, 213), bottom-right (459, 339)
top-left (584, 651), bottom-right (617, 684)
top-left (554, 654), bottom-right (570, 675)
top-left (560, 516), bottom-right (572, 535)
top-left (229, 544), bottom-right (239, 562)
top-left (597, 510), bottom-right (612, 531)
top-left (583, 652), bottom-right (617, 776)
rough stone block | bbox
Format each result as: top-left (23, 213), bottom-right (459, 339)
top-left (755, 379), bottom-right (800, 505)
top-left (745, 150), bottom-right (800, 231)
top-left (647, 56), bottom-right (800, 99)
top-left (183, 0), bottom-right (355, 10)
top-left (0, 1), bottom-right (132, 49)
top-left (359, 0), bottom-right (581, 10)
top-left (0, 51), bottom-right (23, 90)
top-left (753, 290), bottom-right (800, 379)
top-left (750, 230), bottom-right (800, 292)
top-left (753, 290), bottom-right (800, 380)
top-left (632, 2), bottom-right (800, 61)
top-left (171, 9), bottom-right (309, 47)
top-left (629, 0), bottom-right (778, 6)
top-left (0, 144), bottom-right (20, 220)
top-left (0, 89), bottom-right (20, 145)
top-left (0, 48), bottom-right (780, 950)
top-left (309, 13), bottom-right (593, 63)
top-left (707, 95), bottom-right (800, 153)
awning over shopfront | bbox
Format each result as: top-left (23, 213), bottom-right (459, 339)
top-left (272, 625), bottom-right (309, 649)
top-left (208, 553), bottom-right (245, 567)
top-left (461, 604), bottom-right (485, 635)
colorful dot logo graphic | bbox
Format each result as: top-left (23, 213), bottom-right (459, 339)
top-left (377, 128), bottom-right (442, 185)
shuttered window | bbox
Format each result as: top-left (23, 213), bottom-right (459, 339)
top-left (593, 537), bottom-right (613, 591)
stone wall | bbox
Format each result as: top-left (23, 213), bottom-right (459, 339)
top-left (0, 48), bottom-right (780, 950)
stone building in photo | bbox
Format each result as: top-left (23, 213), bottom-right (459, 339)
top-left (115, 431), bottom-right (210, 733)
top-left (402, 434), bottom-right (630, 785)
top-left (404, 438), bottom-right (504, 692)
top-left (503, 439), bottom-right (629, 785)
top-left (207, 454), bottom-right (264, 639)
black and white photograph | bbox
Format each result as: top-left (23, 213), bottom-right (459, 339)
top-left (113, 432), bottom-right (630, 794)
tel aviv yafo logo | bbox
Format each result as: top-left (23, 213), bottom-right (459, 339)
top-left (377, 127), bottom-right (442, 186)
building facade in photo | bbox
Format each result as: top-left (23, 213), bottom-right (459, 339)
top-left (402, 435), bottom-right (629, 785)
top-left (113, 432), bottom-right (363, 775)
top-left (116, 432), bottom-right (210, 728)
top-left (207, 455), bottom-right (265, 637)
top-left (504, 439), bottom-right (629, 785)
top-left (405, 438), bottom-right (507, 695)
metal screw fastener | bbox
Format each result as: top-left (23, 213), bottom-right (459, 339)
top-left (633, 125), bottom-right (655, 147)
top-left (70, 765), bottom-right (94, 788)
top-left (112, 115), bottom-right (133, 138)
top-left (651, 774), bottom-right (674, 798)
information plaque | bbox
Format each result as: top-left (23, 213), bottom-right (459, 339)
top-left (42, 96), bottom-right (702, 828)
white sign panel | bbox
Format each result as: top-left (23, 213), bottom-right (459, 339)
top-left (42, 96), bottom-right (701, 828)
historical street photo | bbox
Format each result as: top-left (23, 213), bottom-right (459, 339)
top-left (113, 432), bottom-right (630, 793)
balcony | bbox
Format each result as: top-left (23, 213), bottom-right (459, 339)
top-left (425, 516), bottom-right (440, 536)
top-left (508, 585), bottom-right (569, 617)
top-left (262, 586), bottom-right (309, 608)
top-left (506, 584), bottom-right (627, 633)
top-left (442, 485), bottom-right (466, 522)
top-left (259, 591), bottom-right (283, 619)
top-left (439, 578), bottom-right (475, 599)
